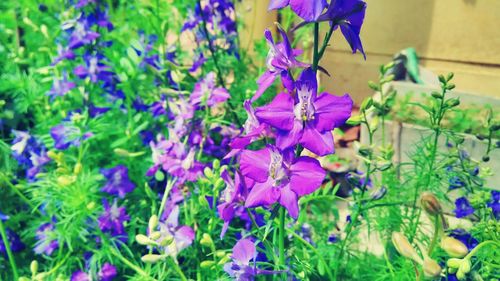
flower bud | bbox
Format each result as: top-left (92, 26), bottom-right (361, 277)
top-left (141, 254), bottom-right (165, 263)
top-left (200, 233), bottom-right (214, 248)
top-left (420, 192), bottom-right (442, 216)
top-left (200, 260), bottom-right (216, 269)
top-left (159, 236), bottom-right (174, 247)
top-left (391, 232), bottom-right (423, 264)
top-left (149, 231), bottom-right (162, 241)
top-left (215, 250), bottom-right (226, 258)
top-left (440, 236), bottom-right (468, 258)
top-left (458, 259), bottom-right (471, 275)
top-left (30, 260), bottom-right (38, 274)
top-left (447, 258), bottom-right (463, 268)
top-left (73, 162), bottom-right (82, 174)
top-left (136, 234), bottom-right (154, 246)
top-left (217, 254), bottom-right (231, 265)
top-left (34, 272), bottom-right (48, 281)
top-left (204, 167), bottom-right (214, 179)
top-left (423, 258), bottom-right (442, 278)
top-left (57, 175), bottom-right (75, 186)
top-left (212, 159), bottom-right (220, 170)
top-left (148, 215), bottom-right (159, 232)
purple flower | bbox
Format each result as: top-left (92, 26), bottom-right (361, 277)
top-left (217, 171), bottom-right (250, 238)
top-left (488, 190), bottom-right (499, 219)
top-left (253, 26), bottom-right (309, 101)
top-left (47, 72), bottom-right (76, 99)
top-left (71, 271), bottom-right (90, 281)
top-left (449, 176), bottom-right (465, 190)
top-left (240, 145), bottom-right (325, 218)
top-left (316, 0), bottom-right (367, 58)
top-left (224, 238), bottom-right (277, 280)
top-left (67, 17), bottom-right (100, 49)
top-left (50, 123), bottom-right (92, 150)
top-left (0, 228), bottom-right (25, 254)
top-left (155, 205), bottom-right (195, 257)
top-left (74, 54), bottom-right (113, 83)
top-left (11, 130), bottom-right (50, 180)
top-left (255, 68), bottom-right (353, 156)
top-left (100, 165), bottom-right (136, 198)
top-left (190, 72), bottom-right (230, 107)
top-left (52, 44), bottom-right (76, 65)
top-left (98, 263), bottom-right (117, 281)
top-left (269, 0), bottom-right (327, 22)
top-left (98, 199), bottom-right (130, 237)
top-left (34, 221), bottom-right (59, 256)
top-left (454, 197), bottom-right (474, 218)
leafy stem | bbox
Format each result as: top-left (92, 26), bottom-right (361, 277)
top-left (0, 217), bottom-right (19, 280)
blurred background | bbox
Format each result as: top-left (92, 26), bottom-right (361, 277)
top-left (238, 0), bottom-right (500, 104)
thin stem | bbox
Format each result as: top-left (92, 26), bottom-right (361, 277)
top-left (0, 218), bottom-right (19, 280)
top-left (464, 240), bottom-right (500, 260)
top-left (157, 177), bottom-right (177, 218)
top-left (278, 207), bottom-right (286, 278)
top-left (427, 214), bottom-right (440, 255)
top-left (312, 22), bottom-right (320, 72)
top-left (110, 247), bottom-right (153, 279)
top-left (170, 257), bottom-right (188, 281)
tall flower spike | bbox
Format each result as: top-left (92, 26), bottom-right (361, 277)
top-left (255, 68), bottom-right (353, 156)
top-left (253, 25), bottom-right (309, 101)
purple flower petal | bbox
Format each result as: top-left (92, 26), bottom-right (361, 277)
top-left (279, 184), bottom-right (299, 218)
top-left (268, 0), bottom-right (290, 10)
top-left (245, 180), bottom-right (280, 208)
top-left (314, 93), bottom-right (353, 132)
top-left (290, 0), bottom-right (327, 21)
top-left (255, 93), bottom-right (294, 131)
top-left (253, 70), bottom-right (277, 101)
top-left (232, 238), bottom-right (256, 265)
top-left (240, 148), bottom-right (271, 183)
top-left (300, 124), bottom-right (334, 156)
top-left (290, 156), bottom-right (325, 196)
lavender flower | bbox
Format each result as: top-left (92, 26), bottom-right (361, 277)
top-left (11, 130), bottom-right (50, 180)
top-left (47, 72), bottom-right (76, 99)
top-left (0, 228), bottom-right (25, 254)
top-left (67, 16), bottom-right (100, 49)
top-left (269, 0), bottom-right (327, 22)
top-left (488, 190), bottom-right (499, 219)
top-left (454, 197), bottom-right (474, 218)
top-left (50, 123), bottom-right (92, 150)
top-left (100, 165), bottom-right (136, 198)
top-left (98, 263), bottom-right (117, 281)
top-left (190, 72), bottom-right (230, 107)
top-left (253, 26), bottom-right (308, 101)
top-left (224, 238), bottom-right (277, 280)
top-left (155, 205), bottom-right (195, 257)
top-left (52, 44), bottom-right (76, 65)
top-left (240, 145), bottom-right (325, 218)
top-left (34, 221), bottom-right (59, 256)
top-left (98, 199), bottom-right (130, 237)
top-left (217, 171), bottom-right (249, 238)
top-left (228, 100), bottom-right (270, 154)
top-left (70, 271), bottom-right (90, 281)
top-left (74, 54), bottom-right (113, 83)
top-left (255, 68), bottom-right (352, 156)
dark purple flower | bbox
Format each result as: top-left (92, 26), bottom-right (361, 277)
top-left (98, 263), bottom-right (117, 281)
top-left (155, 205), bottom-right (195, 257)
top-left (449, 229), bottom-right (478, 251)
top-left (488, 190), bottom-right (499, 219)
top-left (253, 26), bottom-right (309, 101)
top-left (47, 72), bottom-right (76, 99)
top-left (255, 68), bottom-right (353, 156)
top-left (240, 145), bottom-right (325, 218)
top-left (0, 228), bottom-right (25, 254)
top-left (34, 221), bottom-right (59, 256)
top-left (190, 72), bottom-right (230, 107)
top-left (217, 171), bottom-right (250, 238)
top-left (11, 130), bottom-right (51, 180)
top-left (67, 18), bottom-right (100, 49)
top-left (328, 233), bottom-right (339, 244)
top-left (189, 52), bottom-right (206, 72)
top-left (316, 0), bottom-right (367, 58)
top-left (224, 238), bottom-right (277, 280)
top-left (454, 197), bottom-right (474, 218)
top-left (100, 165), bottom-right (136, 198)
top-left (74, 54), bottom-right (113, 83)
top-left (269, 0), bottom-right (327, 22)
top-left (75, 0), bottom-right (96, 8)
top-left (449, 176), bottom-right (465, 190)
top-left (50, 123), bottom-right (92, 150)
top-left (52, 44), bottom-right (76, 65)
top-left (98, 199), bottom-right (130, 237)
top-left (71, 271), bottom-right (90, 281)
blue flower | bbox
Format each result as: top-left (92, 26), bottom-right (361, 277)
top-left (453, 197), bottom-right (474, 218)
top-left (100, 165), bottom-right (136, 198)
top-left (0, 228), bottom-right (25, 254)
top-left (488, 190), bottom-right (499, 219)
top-left (34, 221), bottom-right (59, 256)
top-left (448, 176), bottom-right (465, 190)
top-left (98, 199), bottom-right (130, 237)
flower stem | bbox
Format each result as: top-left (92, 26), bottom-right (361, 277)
top-left (278, 206), bottom-right (286, 278)
top-left (157, 177), bottom-right (177, 218)
top-left (427, 214), bottom-right (440, 255)
top-left (464, 240), bottom-right (500, 260)
top-left (0, 218), bottom-right (19, 280)
top-left (170, 257), bottom-right (188, 281)
top-left (312, 22), bottom-right (320, 72)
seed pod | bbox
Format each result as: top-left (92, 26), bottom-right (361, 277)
top-left (30, 260), bottom-right (38, 274)
top-left (440, 236), bottom-right (468, 258)
top-left (391, 232), bottom-right (423, 264)
top-left (159, 236), bottom-right (174, 247)
top-left (458, 259), bottom-right (471, 275)
top-left (420, 192), bottom-right (442, 216)
top-left (200, 260), bottom-right (216, 269)
top-left (447, 258), bottom-right (463, 268)
top-left (149, 231), bottom-right (162, 241)
top-left (423, 258), bottom-right (442, 278)
top-left (141, 254), bottom-right (165, 263)
top-left (200, 233), bottom-right (214, 248)
top-left (148, 215), bottom-right (159, 232)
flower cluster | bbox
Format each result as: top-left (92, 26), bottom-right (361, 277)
top-left (10, 130), bottom-right (50, 180)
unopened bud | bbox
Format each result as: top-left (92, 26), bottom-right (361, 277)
top-left (136, 234), bottom-right (154, 245)
top-left (159, 236), bottom-right (174, 247)
top-left (458, 259), bottom-right (471, 275)
top-left (148, 215), bottom-right (159, 232)
top-left (200, 233), bottom-right (214, 248)
top-left (420, 192), bottom-right (442, 216)
top-left (74, 162), bottom-right (82, 174)
top-left (34, 272), bottom-right (48, 281)
top-left (447, 258), bottom-right (463, 268)
top-left (440, 236), bottom-right (468, 258)
top-left (212, 159), bottom-right (220, 170)
top-left (391, 232), bottom-right (423, 263)
top-left (217, 254), bottom-right (231, 265)
top-left (30, 260), bottom-right (38, 274)
top-left (204, 167), bottom-right (214, 179)
top-left (114, 148), bottom-right (131, 157)
top-left (57, 175), bottom-right (75, 186)
top-left (423, 258), bottom-right (442, 278)
top-left (150, 231), bottom-right (162, 240)
top-left (215, 250), bottom-right (226, 258)
top-left (141, 254), bottom-right (165, 263)
top-left (200, 260), bottom-right (215, 269)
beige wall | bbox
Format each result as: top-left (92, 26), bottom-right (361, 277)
top-left (241, 0), bottom-right (500, 104)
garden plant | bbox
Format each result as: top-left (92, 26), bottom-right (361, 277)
top-left (0, 0), bottom-right (499, 280)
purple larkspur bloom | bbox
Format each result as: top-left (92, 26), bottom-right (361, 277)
top-left (240, 145), bottom-right (325, 218)
top-left (50, 123), bottom-right (92, 150)
top-left (47, 72), bottom-right (76, 99)
top-left (100, 165), bottom-right (136, 198)
top-left (449, 176), bottom-right (465, 190)
top-left (224, 238), bottom-right (277, 280)
top-left (488, 190), bottom-right (500, 219)
top-left (34, 221), bottom-right (59, 256)
top-left (71, 271), bottom-right (90, 281)
top-left (269, 0), bottom-right (327, 22)
top-left (228, 101), bottom-right (270, 155)
top-left (67, 17), bottom-right (100, 49)
top-left (454, 197), bottom-right (474, 218)
top-left (98, 199), bottom-right (129, 237)
top-left (189, 52), bottom-right (206, 73)
top-left (253, 26), bottom-right (308, 101)
top-left (74, 54), bottom-right (113, 83)
top-left (217, 171), bottom-right (250, 238)
top-left (11, 130), bottom-right (51, 180)
top-left (75, 0), bottom-right (96, 8)
top-left (155, 205), bottom-right (195, 257)
top-left (0, 228), bottom-right (25, 254)
top-left (190, 72), bottom-right (230, 107)
top-left (52, 44), bottom-right (76, 65)
top-left (98, 263), bottom-right (117, 281)
top-left (449, 229), bottom-right (478, 251)
top-left (316, 0), bottom-right (367, 58)
top-left (255, 68), bottom-right (352, 156)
